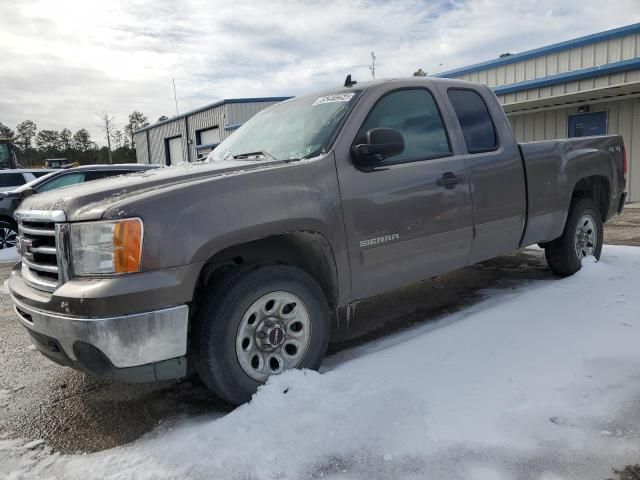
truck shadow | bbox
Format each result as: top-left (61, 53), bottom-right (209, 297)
top-left (7, 249), bottom-right (553, 454)
top-left (328, 248), bottom-right (551, 352)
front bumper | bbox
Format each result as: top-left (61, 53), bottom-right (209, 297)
top-left (12, 295), bottom-right (189, 382)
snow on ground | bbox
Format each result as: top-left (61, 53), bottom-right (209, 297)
top-left (4, 245), bottom-right (640, 480)
top-left (0, 247), bottom-right (19, 263)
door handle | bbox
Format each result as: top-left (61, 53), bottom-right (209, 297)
top-left (437, 172), bottom-right (460, 189)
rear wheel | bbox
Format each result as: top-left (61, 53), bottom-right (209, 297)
top-left (194, 264), bottom-right (330, 405)
top-left (544, 198), bottom-right (603, 276)
top-left (0, 221), bottom-right (17, 250)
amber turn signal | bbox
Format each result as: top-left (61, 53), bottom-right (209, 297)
top-left (113, 219), bottom-right (143, 273)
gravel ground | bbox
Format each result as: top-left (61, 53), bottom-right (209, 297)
top-left (0, 206), bottom-right (638, 464)
top-left (605, 204), bottom-right (640, 247)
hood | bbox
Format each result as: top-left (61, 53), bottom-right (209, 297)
top-left (18, 159), bottom-right (288, 222)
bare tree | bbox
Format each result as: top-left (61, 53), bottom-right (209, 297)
top-left (97, 113), bottom-right (115, 164)
top-left (111, 129), bottom-right (124, 150)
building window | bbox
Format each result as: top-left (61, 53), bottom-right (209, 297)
top-left (447, 88), bottom-right (498, 153)
top-left (568, 111), bottom-right (607, 137)
top-left (195, 127), bottom-right (220, 160)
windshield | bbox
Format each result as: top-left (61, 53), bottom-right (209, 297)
top-left (208, 91), bottom-right (360, 162)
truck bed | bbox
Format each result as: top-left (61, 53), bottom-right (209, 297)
top-left (519, 134), bottom-right (626, 247)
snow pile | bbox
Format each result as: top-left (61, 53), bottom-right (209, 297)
top-left (3, 246), bottom-right (640, 479)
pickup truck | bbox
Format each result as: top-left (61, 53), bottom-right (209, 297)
top-left (9, 77), bottom-right (626, 405)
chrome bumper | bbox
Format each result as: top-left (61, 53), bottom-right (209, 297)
top-left (12, 297), bottom-right (189, 369)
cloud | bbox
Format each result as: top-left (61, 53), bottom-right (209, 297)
top-left (0, 0), bottom-right (639, 144)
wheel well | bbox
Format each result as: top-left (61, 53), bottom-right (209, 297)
top-left (571, 176), bottom-right (610, 221)
top-left (196, 232), bottom-right (339, 310)
top-left (0, 215), bottom-right (17, 227)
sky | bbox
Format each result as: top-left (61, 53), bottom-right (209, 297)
top-left (1, 0), bottom-right (639, 144)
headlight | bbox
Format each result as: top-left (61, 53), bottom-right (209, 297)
top-left (70, 218), bottom-right (143, 275)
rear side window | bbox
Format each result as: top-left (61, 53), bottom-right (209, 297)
top-left (0, 173), bottom-right (26, 187)
top-left (448, 89), bottom-right (497, 153)
top-left (355, 89), bottom-right (451, 164)
top-left (84, 171), bottom-right (112, 181)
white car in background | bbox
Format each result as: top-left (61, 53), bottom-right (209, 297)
top-left (0, 169), bottom-right (53, 192)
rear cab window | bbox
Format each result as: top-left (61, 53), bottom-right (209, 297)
top-left (447, 88), bottom-right (498, 153)
top-left (354, 88), bottom-right (451, 165)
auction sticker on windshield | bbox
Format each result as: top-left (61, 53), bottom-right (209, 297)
top-left (312, 93), bottom-right (355, 106)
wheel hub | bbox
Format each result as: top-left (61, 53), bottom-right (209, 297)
top-left (574, 214), bottom-right (597, 259)
top-left (254, 318), bottom-right (286, 349)
top-left (235, 291), bottom-right (312, 382)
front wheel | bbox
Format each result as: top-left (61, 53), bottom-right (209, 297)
top-left (194, 264), bottom-right (330, 405)
top-left (544, 197), bottom-right (603, 276)
top-left (0, 221), bottom-right (17, 250)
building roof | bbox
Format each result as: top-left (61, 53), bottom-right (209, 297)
top-left (492, 57), bottom-right (640, 95)
top-left (133, 97), bottom-right (292, 134)
top-left (436, 23), bottom-right (640, 78)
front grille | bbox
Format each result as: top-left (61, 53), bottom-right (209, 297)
top-left (18, 219), bottom-right (61, 292)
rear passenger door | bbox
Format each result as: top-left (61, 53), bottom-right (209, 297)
top-left (336, 87), bottom-right (474, 299)
top-left (445, 87), bottom-right (526, 264)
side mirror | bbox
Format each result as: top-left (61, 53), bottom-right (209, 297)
top-left (353, 128), bottom-right (405, 165)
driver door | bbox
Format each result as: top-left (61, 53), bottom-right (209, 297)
top-left (335, 87), bottom-right (473, 299)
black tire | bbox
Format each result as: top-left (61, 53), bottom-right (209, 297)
top-left (194, 264), bottom-right (330, 405)
top-left (0, 220), bottom-right (18, 250)
top-left (544, 197), bottom-right (603, 276)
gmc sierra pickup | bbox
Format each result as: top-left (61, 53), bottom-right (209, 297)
top-left (9, 77), bottom-right (626, 404)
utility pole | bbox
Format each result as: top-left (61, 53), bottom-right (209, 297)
top-left (172, 78), bottom-right (179, 115)
top-left (369, 51), bottom-right (376, 80)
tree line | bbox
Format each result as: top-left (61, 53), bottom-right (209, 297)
top-left (0, 111), bottom-right (152, 167)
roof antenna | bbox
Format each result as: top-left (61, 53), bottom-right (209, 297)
top-left (344, 74), bottom-right (357, 87)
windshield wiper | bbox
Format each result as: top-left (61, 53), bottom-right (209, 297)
top-left (232, 150), bottom-right (276, 161)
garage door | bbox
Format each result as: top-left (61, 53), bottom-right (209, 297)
top-left (199, 127), bottom-right (220, 146)
top-left (167, 137), bottom-right (184, 165)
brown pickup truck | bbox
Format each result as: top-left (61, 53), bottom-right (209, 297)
top-left (9, 77), bottom-right (627, 404)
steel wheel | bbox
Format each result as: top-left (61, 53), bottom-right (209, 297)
top-left (235, 290), bottom-right (312, 382)
top-left (574, 214), bottom-right (597, 259)
top-left (0, 225), bottom-right (17, 249)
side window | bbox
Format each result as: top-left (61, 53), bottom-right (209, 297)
top-left (355, 89), bottom-right (451, 164)
top-left (35, 173), bottom-right (86, 193)
top-left (0, 173), bottom-right (26, 187)
top-left (84, 171), bottom-right (113, 181)
top-left (448, 89), bottom-right (497, 153)
top-left (89, 170), bottom-right (134, 180)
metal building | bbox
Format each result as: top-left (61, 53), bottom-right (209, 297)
top-left (436, 23), bottom-right (640, 202)
top-left (133, 97), bottom-right (290, 165)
